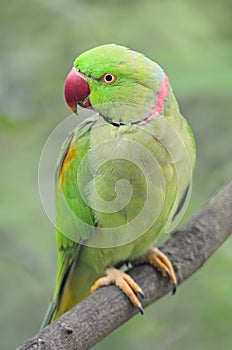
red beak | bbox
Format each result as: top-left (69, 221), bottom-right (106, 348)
top-left (64, 68), bottom-right (91, 112)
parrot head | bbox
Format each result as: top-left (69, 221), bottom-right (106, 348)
top-left (64, 44), bottom-right (171, 125)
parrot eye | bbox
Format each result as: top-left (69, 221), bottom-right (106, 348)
top-left (102, 73), bottom-right (117, 84)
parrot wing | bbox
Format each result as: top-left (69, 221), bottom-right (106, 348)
top-left (41, 118), bottom-right (97, 328)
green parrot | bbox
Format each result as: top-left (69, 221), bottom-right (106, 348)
top-left (41, 44), bottom-right (196, 327)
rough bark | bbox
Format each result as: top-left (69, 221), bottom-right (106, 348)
top-left (17, 181), bottom-right (232, 350)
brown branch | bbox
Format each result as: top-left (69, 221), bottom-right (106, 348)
top-left (17, 181), bottom-right (232, 350)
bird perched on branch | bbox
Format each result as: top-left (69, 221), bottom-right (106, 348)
top-left (41, 44), bottom-right (196, 327)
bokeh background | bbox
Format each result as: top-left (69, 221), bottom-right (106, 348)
top-left (0, 1), bottom-right (232, 349)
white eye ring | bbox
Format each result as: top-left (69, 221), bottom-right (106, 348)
top-left (102, 73), bottom-right (117, 84)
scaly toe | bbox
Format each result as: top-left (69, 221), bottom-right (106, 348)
top-left (90, 267), bottom-right (144, 312)
top-left (142, 247), bottom-right (178, 295)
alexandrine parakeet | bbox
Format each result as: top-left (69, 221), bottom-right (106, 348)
top-left (41, 44), bottom-right (196, 327)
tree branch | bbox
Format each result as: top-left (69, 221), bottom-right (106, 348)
top-left (18, 181), bottom-right (232, 350)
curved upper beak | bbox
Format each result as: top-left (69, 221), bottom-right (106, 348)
top-left (64, 68), bottom-right (91, 113)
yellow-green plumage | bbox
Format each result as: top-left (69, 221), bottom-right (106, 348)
top-left (41, 44), bottom-right (196, 327)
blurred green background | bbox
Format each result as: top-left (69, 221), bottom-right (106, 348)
top-left (0, 1), bottom-right (231, 349)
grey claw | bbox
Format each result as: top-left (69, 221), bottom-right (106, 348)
top-left (137, 289), bottom-right (145, 298)
top-left (166, 268), bottom-right (171, 279)
top-left (138, 305), bottom-right (144, 315)
top-left (172, 282), bottom-right (177, 295)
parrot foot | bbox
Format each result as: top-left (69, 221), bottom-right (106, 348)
top-left (90, 267), bottom-right (144, 314)
top-left (144, 247), bottom-right (177, 294)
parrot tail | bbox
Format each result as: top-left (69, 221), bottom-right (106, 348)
top-left (40, 261), bottom-right (100, 329)
top-left (40, 298), bottom-right (58, 330)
